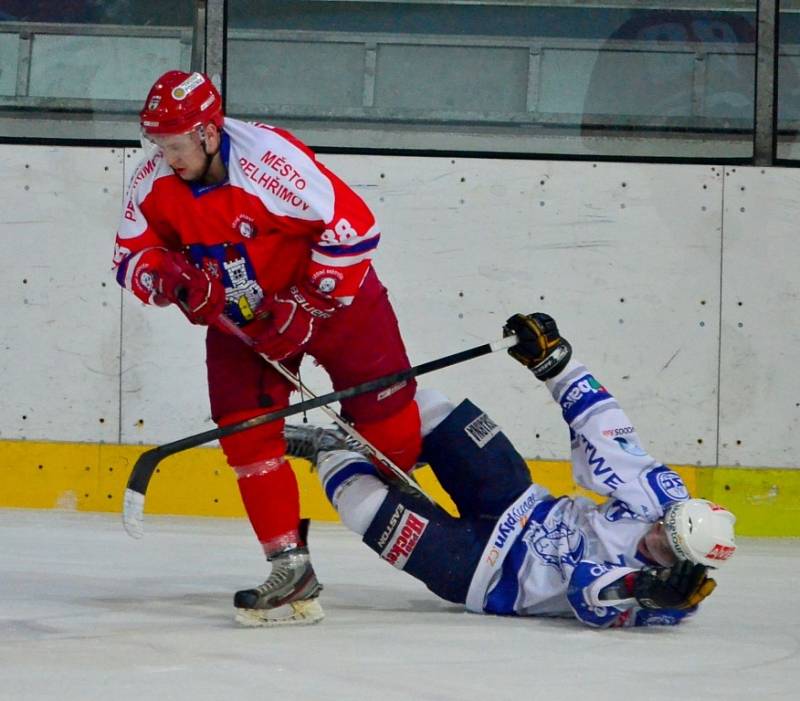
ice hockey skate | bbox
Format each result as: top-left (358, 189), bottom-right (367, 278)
top-left (284, 423), bottom-right (367, 465)
top-left (234, 546), bottom-right (324, 627)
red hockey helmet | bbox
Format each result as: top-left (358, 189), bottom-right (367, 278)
top-left (140, 70), bottom-right (223, 135)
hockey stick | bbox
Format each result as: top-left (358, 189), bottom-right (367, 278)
top-left (122, 333), bottom-right (518, 538)
top-left (214, 315), bottom-right (417, 490)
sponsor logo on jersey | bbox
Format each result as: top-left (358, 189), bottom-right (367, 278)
top-left (561, 375), bottom-right (607, 412)
top-left (239, 157), bottom-right (309, 211)
top-left (123, 199), bottom-right (137, 223)
top-left (578, 434), bottom-right (624, 488)
top-left (656, 470), bottom-right (688, 501)
top-left (465, 413), bottom-right (500, 448)
top-left (381, 511), bottom-right (428, 569)
top-left (602, 426), bottom-right (635, 438)
top-left (126, 153), bottom-right (162, 202)
top-left (705, 543), bottom-right (736, 561)
top-left (259, 150), bottom-right (308, 190)
top-left (485, 491), bottom-right (537, 565)
top-left (613, 436), bottom-right (648, 457)
top-left (232, 214), bottom-right (257, 239)
top-left (376, 504), bottom-right (405, 548)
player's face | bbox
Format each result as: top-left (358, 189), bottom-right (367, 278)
top-left (638, 521), bottom-right (678, 567)
top-left (146, 129), bottom-right (208, 180)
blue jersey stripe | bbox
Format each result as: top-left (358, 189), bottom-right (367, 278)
top-left (323, 460), bottom-right (379, 503)
top-left (560, 374), bottom-right (612, 424)
top-left (312, 234), bottom-right (380, 257)
top-left (116, 257), bottom-right (130, 286)
top-left (484, 536), bottom-right (529, 615)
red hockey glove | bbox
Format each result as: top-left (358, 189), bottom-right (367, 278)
top-left (253, 281), bottom-right (339, 361)
top-left (154, 251), bottom-right (226, 325)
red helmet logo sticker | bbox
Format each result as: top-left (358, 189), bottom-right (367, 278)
top-left (171, 72), bottom-right (206, 101)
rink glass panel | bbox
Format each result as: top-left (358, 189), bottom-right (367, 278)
top-left (778, 3), bottom-right (800, 159)
top-left (0, 2), bottom-right (194, 141)
top-left (226, 0), bottom-right (758, 158)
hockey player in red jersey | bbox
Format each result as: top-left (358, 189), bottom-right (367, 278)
top-left (113, 70), bottom-right (422, 626)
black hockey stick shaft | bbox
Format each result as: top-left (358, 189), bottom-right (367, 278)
top-left (125, 335), bottom-right (517, 496)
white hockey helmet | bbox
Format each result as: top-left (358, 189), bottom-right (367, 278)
top-left (663, 499), bottom-right (737, 568)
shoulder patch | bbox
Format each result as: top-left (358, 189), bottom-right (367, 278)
top-left (464, 412), bottom-right (500, 447)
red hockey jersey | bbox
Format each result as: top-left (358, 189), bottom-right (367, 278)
top-left (113, 118), bottom-right (380, 325)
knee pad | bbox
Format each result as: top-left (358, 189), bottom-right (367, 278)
top-left (354, 399), bottom-right (422, 471)
top-left (218, 409), bottom-right (286, 466)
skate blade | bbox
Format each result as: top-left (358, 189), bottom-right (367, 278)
top-left (234, 598), bottom-right (325, 627)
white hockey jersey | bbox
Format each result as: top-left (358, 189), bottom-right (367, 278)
top-left (466, 359), bottom-right (694, 628)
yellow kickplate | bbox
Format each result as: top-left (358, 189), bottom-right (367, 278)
top-left (1, 439), bottom-right (798, 536)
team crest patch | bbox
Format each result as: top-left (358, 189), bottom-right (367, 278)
top-left (464, 412), bottom-right (500, 447)
top-left (233, 214), bottom-right (257, 239)
top-left (137, 270), bottom-right (156, 292)
top-left (524, 521), bottom-right (586, 579)
top-left (656, 470), bottom-right (689, 501)
top-left (317, 276), bottom-right (337, 294)
top-left (147, 95), bottom-right (161, 111)
top-left (310, 268), bottom-right (344, 290)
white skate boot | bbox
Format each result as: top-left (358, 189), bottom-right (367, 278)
top-left (234, 546), bottom-right (324, 627)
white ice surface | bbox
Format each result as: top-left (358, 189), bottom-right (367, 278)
top-left (1, 509), bottom-right (798, 701)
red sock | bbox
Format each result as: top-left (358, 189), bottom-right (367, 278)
top-left (234, 458), bottom-right (301, 555)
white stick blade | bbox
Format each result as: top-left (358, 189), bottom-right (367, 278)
top-left (490, 334), bottom-right (518, 352)
top-left (122, 488), bottom-right (145, 539)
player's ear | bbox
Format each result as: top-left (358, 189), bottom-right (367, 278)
top-left (204, 121), bottom-right (221, 148)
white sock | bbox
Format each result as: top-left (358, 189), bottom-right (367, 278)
top-left (415, 388), bottom-right (455, 437)
top-left (318, 451), bottom-right (388, 536)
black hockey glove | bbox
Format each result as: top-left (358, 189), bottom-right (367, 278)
top-left (503, 313), bottom-right (572, 380)
top-left (631, 561), bottom-right (717, 610)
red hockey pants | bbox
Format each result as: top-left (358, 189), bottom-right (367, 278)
top-left (206, 268), bottom-right (420, 554)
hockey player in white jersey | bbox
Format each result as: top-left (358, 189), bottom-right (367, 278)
top-left (297, 312), bottom-right (735, 627)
